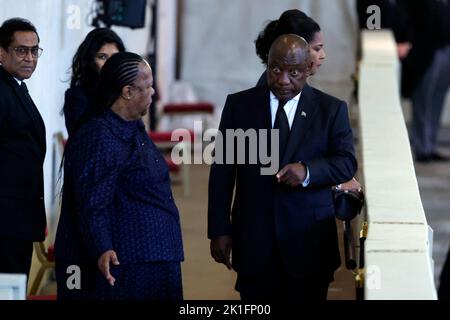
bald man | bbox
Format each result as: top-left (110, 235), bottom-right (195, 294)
top-left (208, 35), bottom-right (357, 300)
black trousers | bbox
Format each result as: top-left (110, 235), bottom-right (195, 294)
top-left (0, 237), bottom-right (33, 281)
top-left (236, 248), bottom-right (332, 301)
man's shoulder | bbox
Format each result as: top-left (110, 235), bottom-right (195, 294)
top-left (0, 72), bottom-right (16, 105)
top-left (0, 73), bottom-right (13, 92)
top-left (0, 67), bottom-right (14, 87)
top-left (307, 85), bottom-right (348, 117)
top-left (309, 85), bottom-right (346, 106)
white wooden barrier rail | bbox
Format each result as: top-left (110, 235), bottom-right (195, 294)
top-left (359, 30), bottom-right (437, 299)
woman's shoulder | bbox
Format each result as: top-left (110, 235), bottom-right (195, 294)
top-left (66, 118), bottom-right (118, 163)
top-left (74, 116), bottom-right (113, 143)
top-left (65, 85), bottom-right (89, 100)
top-left (74, 113), bottom-right (134, 149)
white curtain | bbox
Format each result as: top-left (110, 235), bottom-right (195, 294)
top-left (180, 0), bottom-right (359, 128)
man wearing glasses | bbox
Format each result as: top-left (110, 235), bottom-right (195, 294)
top-left (0, 18), bottom-right (46, 282)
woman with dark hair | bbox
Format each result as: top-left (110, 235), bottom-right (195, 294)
top-left (255, 9), bottom-right (325, 85)
top-left (256, 10), bottom-right (316, 64)
top-left (63, 28), bottom-right (125, 136)
top-left (55, 52), bottom-right (184, 300)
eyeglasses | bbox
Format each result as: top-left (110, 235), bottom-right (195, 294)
top-left (8, 46), bottom-right (43, 58)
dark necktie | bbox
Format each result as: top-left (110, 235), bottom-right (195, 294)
top-left (273, 100), bottom-right (290, 158)
top-left (19, 81), bottom-right (44, 132)
top-left (20, 81), bottom-right (34, 104)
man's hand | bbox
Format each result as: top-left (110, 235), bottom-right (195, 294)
top-left (210, 235), bottom-right (232, 270)
top-left (97, 250), bottom-right (120, 286)
top-left (276, 163), bottom-right (306, 187)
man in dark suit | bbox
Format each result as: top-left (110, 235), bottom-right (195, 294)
top-left (0, 18), bottom-right (46, 279)
top-left (208, 35), bottom-right (357, 300)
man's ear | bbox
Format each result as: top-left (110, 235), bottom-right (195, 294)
top-left (121, 85), bottom-right (133, 100)
top-left (305, 60), bottom-right (314, 77)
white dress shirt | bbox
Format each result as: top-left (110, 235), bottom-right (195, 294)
top-left (269, 91), bottom-right (310, 187)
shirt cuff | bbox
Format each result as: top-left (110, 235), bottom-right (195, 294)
top-left (300, 162), bottom-right (310, 187)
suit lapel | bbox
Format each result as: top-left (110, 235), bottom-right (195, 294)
top-left (256, 86), bottom-right (272, 131)
top-left (252, 86), bottom-right (274, 168)
top-left (14, 84), bottom-right (46, 151)
top-left (0, 68), bottom-right (46, 152)
top-left (280, 84), bottom-right (317, 167)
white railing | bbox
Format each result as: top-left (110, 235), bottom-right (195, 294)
top-left (358, 30), bottom-right (437, 299)
top-left (0, 274), bottom-right (26, 300)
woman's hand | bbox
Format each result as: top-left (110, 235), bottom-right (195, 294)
top-left (97, 250), bottom-right (120, 286)
top-left (334, 177), bottom-right (362, 193)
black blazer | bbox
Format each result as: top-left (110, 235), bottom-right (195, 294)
top-left (62, 86), bottom-right (91, 137)
top-left (357, 0), bottom-right (450, 98)
top-left (399, 0), bottom-right (450, 98)
top-left (0, 66), bottom-right (46, 241)
top-left (208, 84), bottom-right (357, 279)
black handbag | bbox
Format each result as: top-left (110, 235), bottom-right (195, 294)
top-left (333, 186), bottom-right (365, 270)
top-left (333, 188), bottom-right (364, 221)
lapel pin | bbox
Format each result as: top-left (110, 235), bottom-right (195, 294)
top-left (301, 111), bottom-right (307, 117)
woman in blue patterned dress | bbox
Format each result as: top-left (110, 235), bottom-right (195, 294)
top-left (54, 52), bottom-right (184, 300)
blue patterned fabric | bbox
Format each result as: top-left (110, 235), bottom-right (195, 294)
top-left (55, 109), bottom-right (184, 299)
top-left (55, 260), bottom-right (182, 300)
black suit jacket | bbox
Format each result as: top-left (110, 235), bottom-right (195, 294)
top-left (63, 86), bottom-right (91, 137)
top-left (208, 84), bottom-right (357, 279)
top-left (398, 0), bottom-right (450, 98)
top-left (0, 66), bottom-right (46, 241)
top-left (357, 0), bottom-right (450, 98)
